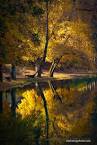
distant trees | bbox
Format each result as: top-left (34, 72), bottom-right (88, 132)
top-left (0, 0), bottom-right (35, 80)
top-left (0, 15), bottom-right (8, 81)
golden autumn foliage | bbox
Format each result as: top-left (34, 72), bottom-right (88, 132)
top-left (16, 79), bottom-right (97, 138)
top-left (0, 0), bottom-right (97, 70)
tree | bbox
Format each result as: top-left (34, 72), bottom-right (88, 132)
top-left (49, 36), bottom-right (70, 77)
top-left (0, 16), bottom-right (8, 82)
top-left (0, 0), bottom-right (97, 80)
top-left (47, 0), bottom-right (96, 76)
top-left (33, 0), bottom-right (49, 77)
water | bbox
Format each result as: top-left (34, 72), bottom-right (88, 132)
top-left (0, 76), bottom-right (97, 145)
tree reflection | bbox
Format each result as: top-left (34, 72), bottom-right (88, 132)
top-left (48, 80), bottom-right (62, 103)
top-left (0, 78), bottom-right (97, 144)
top-left (10, 88), bottom-right (16, 117)
top-left (35, 81), bottom-right (49, 145)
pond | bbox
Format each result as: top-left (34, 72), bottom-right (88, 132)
top-left (0, 76), bottom-right (97, 145)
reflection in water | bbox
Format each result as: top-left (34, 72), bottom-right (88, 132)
top-left (10, 88), bottom-right (16, 117)
top-left (0, 77), bottom-right (97, 144)
top-left (48, 81), bottom-right (62, 103)
top-left (35, 81), bottom-right (49, 145)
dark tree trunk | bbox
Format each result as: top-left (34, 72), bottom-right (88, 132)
top-left (11, 88), bottom-right (16, 117)
top-left (0, 64), bottom-right (3, 82)
top-left (42, 1), bottom-right (49, 63)
top-left (35, 1), bottom-right (49, 77)
top-left (11, 64), bottom-right (16, 80)
top-left (35, 82), bottom-right (49, 141)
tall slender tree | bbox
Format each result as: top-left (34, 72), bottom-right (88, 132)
top-left (35, 0), bottom-right (49, 77)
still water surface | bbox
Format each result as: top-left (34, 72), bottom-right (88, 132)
top-left (0, 76), bottom-right (97, 145)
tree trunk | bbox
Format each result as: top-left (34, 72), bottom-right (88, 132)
top-left (11, 64), bottom-right (16, 80)
top-left (0, 64), bottom-right (3, 82)
top-left (49, 60), bottom-right (55, 77)
top-left (49, 58), bottom-right (60, 77)
top-left (49, 63), bottom-right (57, 77)
top-left (34, 57), bottom-right (43, 77)
top-left (42, 1), bottom-right (49, 63)
top-left (35, 1), bottom-right (49, 77)
top-left (35, 64), bottom-right (42, 77)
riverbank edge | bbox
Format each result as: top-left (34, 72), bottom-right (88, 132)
top-left (0, 73), bottom-right (97, 91)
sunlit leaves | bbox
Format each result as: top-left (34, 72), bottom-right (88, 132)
top-left (17, 90), bottom-right (36, 118)
top-left (0, 0), bottom-right (97, 69)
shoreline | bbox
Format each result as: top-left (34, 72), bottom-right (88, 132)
top-left (0, 72), bottom-right (97, 91)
